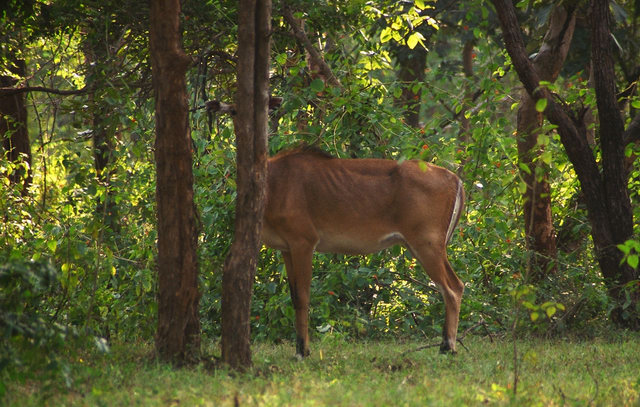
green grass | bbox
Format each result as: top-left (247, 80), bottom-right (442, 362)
top-left (3, 333), bottom-right (640, 406)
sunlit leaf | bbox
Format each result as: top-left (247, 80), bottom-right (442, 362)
top-left (546, 306), bottom-right (556, 318)
top-left (535, 98), bottom-right (547, 112)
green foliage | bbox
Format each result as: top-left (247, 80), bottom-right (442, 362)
top-left (0, 259), bottom-right (73, 388)
top-left (618, 240), bottom-right (640, 270)
top-left (2, 0), bottom-right (640, 390)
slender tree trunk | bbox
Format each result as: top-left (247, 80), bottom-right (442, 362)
top-left (457, 39), bottom-right (475, 174)
top-left (83, 32), bottom-right (119, 233)
top-left (221, 0), bottom-right (272, 370)
top-left (393, 47), bottom-right (427, 128)
top-left (0, 60), bottom-right (31, 194)
top-left (517, 6), bottom-right (575, 280)
top-left (491, 0), bottom-right (639, 328)
top-left (150, 0), bottom-right (201, 364)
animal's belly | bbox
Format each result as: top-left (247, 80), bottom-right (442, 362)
top-left (261, 224), bottom-right (289, 251)
top-left (315, 231), bottom-right (405, 255)
top-left (262, 222), bottom-right (405, 255)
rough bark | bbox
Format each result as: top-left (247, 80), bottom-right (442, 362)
top-left (221, 0), bottom-right (272, 370)
top-left (491, 0), bottom-right (639, 328)
top-left (0, 60), bottom-right (31, 194)
top-left (517, 6), bottom-right (575, 279)
top-left (150, 0), bottom-right (201, 364)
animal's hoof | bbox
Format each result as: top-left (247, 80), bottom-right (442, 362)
top-left (439, 341), bottom-right (457, 355)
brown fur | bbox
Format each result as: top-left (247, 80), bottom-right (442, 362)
top-left (262, 148), bottom-right (465, 356)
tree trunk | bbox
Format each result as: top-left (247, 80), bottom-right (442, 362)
top-left (393, 47), bottom-right (427, 128)
top-left (221, 0), bottom-right (272, 370)
top-left (589, 0), bottom-right (637, 326)
top-left (81, 21), bottom-right (124, 234)
top-left (517, 6), bottom-right (575, 280)
top-left (457, 39), bottom-right (475, 174)
top-left (150, 0), bottom-right (201, 364)
top-left (491, 0), bottom-right (639, 328)
top-left (0, 59), bottom-right (31, 194)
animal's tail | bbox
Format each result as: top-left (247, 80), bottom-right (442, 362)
top-left (445, 178), bottom-right (465, 245)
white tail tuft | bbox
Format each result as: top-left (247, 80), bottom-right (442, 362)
top-left (445, 179), bottom-right (464, 244)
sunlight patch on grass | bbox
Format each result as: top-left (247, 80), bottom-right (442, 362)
top-left (3, 334), bottom-right (640, 406)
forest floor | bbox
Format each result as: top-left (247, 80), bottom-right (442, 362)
top-left (3, 333), bottom-right (639, 406)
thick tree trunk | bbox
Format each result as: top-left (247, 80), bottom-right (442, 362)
top-left (221, 0), bottom-right (271, 370)
top-left (150, 0), bottom-right (201, 364)
top-left (589, 0), bottom-right (637, 326)
top-left (0, 60), bottom-right (31, 194)
top-left (517, 6), bottom-right (575, 280)
top-left (491, 0), bottom-right (639, 328)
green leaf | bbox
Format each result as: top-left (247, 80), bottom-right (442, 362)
top-left (535, 98), bottom-right (547, 112)
top-left (631, 100), bottom-right (640, 109)
top-left (518, 181), bottom-right (527, 194)
top-left (275, 52), bottom-right (287, 65)
top-left (540, 151), bottom-right (552, 165)
top-left (519, 162), bottom-right (532, 175)
top-left (415, 0), bottom-right (426, 9)
top-left (310, 79), bottom-right (325, 93)
top-left (407, 32), bottom-right (421, 49)
top-left (47, 240), bottom-right (57, 253)
top-left (530, 312), bottom-right (539, 321)
top-left (546, 306), bottom-right (556, 318)
top-left (380, 27), bottom-right (393, 43)
top-left (628, 255), bottom-right (639, 269)
top-left (618, 243), bottom-right (631, 255)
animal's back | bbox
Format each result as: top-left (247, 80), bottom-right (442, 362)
top-left (263, 148), bottom-right (462, 254)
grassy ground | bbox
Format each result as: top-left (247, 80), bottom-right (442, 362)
top-left (3, 333), bottom-right (640, 406)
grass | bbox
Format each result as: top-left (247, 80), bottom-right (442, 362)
top-left (3, 333), bottom-right (640, 406)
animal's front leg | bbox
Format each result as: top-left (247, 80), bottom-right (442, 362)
top-left (283, 247), bottom-right (313, 357)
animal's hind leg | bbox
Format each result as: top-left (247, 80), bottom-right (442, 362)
top-left (438, 258), bottom-right (464, 353)
top-left (407, 238), bottom-right (464, 353)
top-left (282, 247), bottom-right (313, 357)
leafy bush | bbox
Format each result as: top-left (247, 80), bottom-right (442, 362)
top-left (0, 260), bottom-right (73, 391)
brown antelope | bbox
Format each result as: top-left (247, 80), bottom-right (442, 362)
top-left (208, 100), bottom-right (465, 357)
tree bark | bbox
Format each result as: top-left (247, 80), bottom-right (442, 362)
top-left (393, 46), bottom-right (427, 128)
top-left (150, 0), bottom-right (201, 364)
top-left (517, 6), bottom-right (575, 280)
top-left (491, 0), bottom-right (639, 328)
top-left (0, 60), bottom-right (31, 194)
top-left (221, 0), bottom-right (272, 370)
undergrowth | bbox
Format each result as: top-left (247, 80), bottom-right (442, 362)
top-left (3, 333), bottom-right (639, 406)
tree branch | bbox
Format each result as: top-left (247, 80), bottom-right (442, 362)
top-left (490, 0), bottom-right (605, 209)
top-left (0, 85), bottom-right (88, 97)
top-left (282, 5), bottom-right (342, 89)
